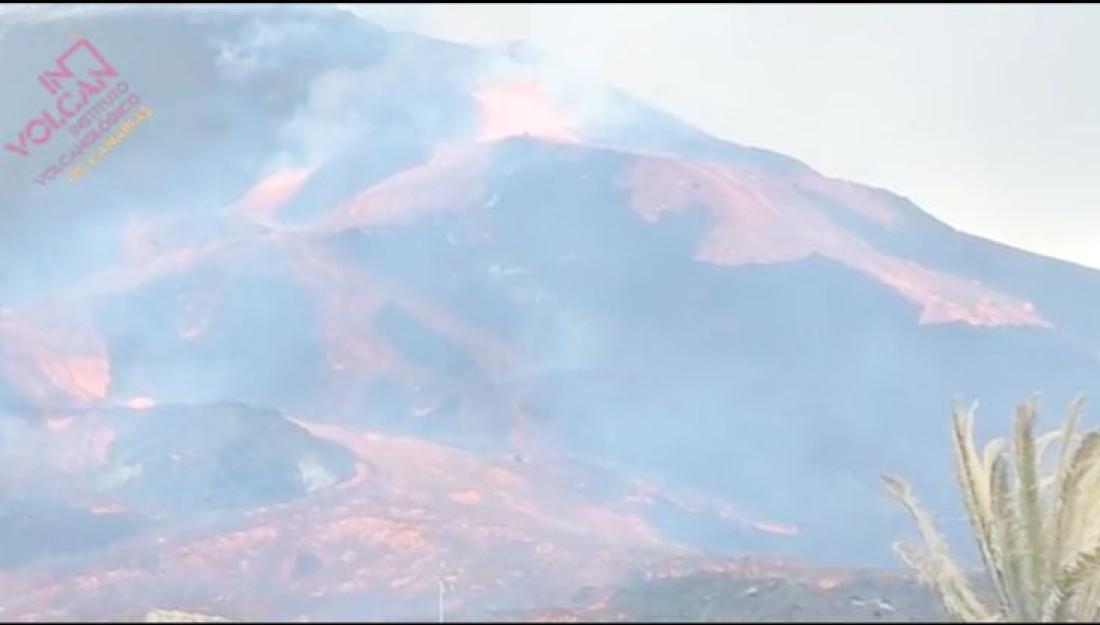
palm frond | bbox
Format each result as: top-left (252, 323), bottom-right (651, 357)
top-left (1013, 400), bottom-right (1046, 616)
top-left (883, 473), bottom-right (994, 621)
top-left (951, 404), bottom-right (1011, 613)
top-left (887, 396), bottom-right (1100, 622)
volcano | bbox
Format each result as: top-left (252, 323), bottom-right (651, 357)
top-left (1, 5), bottom-right (1099, 621)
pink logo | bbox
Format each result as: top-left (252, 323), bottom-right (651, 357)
top-left (5, 38), bottom-right (120, 158)
top-left (5, 36), bottom-right (152, 186)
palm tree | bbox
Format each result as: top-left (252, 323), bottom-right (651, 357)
top-left (884, 396), bottom-right (1100, 622)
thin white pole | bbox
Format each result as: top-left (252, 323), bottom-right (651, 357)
top-left (438, 578), bottom-right (445, 623)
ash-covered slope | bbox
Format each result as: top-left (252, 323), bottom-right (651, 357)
top-left (1, 7), bottom-right (1099, 612)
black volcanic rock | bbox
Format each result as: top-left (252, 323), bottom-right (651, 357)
top-left (0, 494), bottom-right (146, 567)
top-left (102, 402), bottom-right (357, 511)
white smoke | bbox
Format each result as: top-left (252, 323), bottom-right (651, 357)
top-left (269, 66), bottom-right (370, 170)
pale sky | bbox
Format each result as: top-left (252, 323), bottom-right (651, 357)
top-left (351, 4), bottom-right (1100, 270)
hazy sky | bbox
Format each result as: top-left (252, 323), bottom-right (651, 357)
top-left (352, 4), bottom-right (1100, 270)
